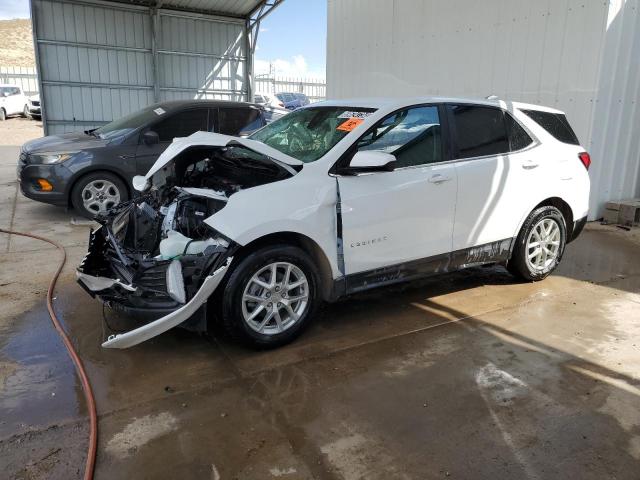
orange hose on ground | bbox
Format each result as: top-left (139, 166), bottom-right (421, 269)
top-left (0, 228), bottom-right (97, 480)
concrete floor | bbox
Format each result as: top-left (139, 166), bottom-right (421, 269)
top-left (1, 119), bottom-right (640, 479)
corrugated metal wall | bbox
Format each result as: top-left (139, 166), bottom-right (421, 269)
top-left (157, 12), bottom-right (246, 102)
top-left (32, 0), bottom-right (248, 135)
top-left (327, 0), bottom-right (640, 219)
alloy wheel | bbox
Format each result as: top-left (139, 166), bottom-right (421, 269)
top-left (241, 261), bottom-right (309, 335)
top-left (525, 218), bottom-right (561, 271)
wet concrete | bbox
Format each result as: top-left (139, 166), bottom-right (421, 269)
top-left (1, 137), bottom-right (640, 478)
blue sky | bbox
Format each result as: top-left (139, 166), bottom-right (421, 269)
top-left (254, 0), bottom-right (327, 79)
top-left (0, 0), bottom-right (29, 19)
top-left (0, 0), bottom-right (327, 78)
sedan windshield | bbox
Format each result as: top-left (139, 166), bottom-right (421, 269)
top-left (94, 105), bottom-right (167, 140)
top-left (250, 106), bottom-right (377, 162)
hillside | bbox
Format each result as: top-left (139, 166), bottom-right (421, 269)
top-left (0, 19), bottom-right (35, 68)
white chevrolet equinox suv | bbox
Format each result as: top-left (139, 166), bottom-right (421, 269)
top-left (77, 97), bottom-right (590, 349)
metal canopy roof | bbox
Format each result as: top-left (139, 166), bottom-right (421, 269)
top-left (107, 0), bottom-right (281, 19)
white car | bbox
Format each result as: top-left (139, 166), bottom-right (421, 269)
top-left (254, 92), bottom-right (285, 109)
top-left (0, 84), bottom-right (29, 120)
top-left (77, 96), bottom-right (590, 349)
top-left (27, 94), bottom-right (41, 118)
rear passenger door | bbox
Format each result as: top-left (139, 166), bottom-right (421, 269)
top-left (135, 107), bottom-right (210, 175)
top-left (448, 104), bottom-right (536, 251)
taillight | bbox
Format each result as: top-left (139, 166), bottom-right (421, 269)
top-left (578, 151), bottom-right (591, 170)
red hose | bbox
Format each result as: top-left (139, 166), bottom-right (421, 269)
top-left (0, 228), bottom-right (97, 480)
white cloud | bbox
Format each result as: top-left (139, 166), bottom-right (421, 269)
top-left (255, 54), bottom-right (324, 79)
top-left (259, 27), bottom-right (269, 33)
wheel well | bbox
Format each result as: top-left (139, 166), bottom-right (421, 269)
top-left (232, 232), bottom-right (335, 301)
top-left (67, 169), bottom-right (131, 205)
top-left (534, 197), bottom-right (574, 237)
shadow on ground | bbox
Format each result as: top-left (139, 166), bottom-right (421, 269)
top-left (1, 225), bottom-right (639, 479)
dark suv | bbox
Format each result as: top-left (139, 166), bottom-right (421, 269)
top-left (18, 100), bottom-right (283, 217)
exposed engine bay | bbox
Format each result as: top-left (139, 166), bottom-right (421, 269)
top-left (76, 143), bottom-right (297, 348)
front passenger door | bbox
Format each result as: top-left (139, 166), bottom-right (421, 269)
top-left (135, 108), bottom-right (209, 175)
top-left (338, 105), bottom-right (457, 277)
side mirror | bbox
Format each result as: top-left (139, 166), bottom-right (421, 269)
top-left (348, 150), bottom-right (396, 173)
top-left (132, 175), bottom-right (149, 192)
top-left (142, 130), bottom-right (159, 145)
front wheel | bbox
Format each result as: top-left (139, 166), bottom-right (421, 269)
top-left (0, 108), bottom-right (5, 121)
top-left (71, 171), bottom-right (129, 219)
top-left (23, 105), bottom-right (29, 118)
top-left (508, 206), bottom-right (567, 281)
top-left (218, 245), bottom-right (319, 348)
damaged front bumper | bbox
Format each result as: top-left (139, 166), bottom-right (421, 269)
top-left (77, 224), bottom-right (232, 349)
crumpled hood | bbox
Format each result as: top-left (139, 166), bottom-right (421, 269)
top-left (144, 131), bottom-right (303, 180)
top-left (22, 131), bottom-right (109, 153)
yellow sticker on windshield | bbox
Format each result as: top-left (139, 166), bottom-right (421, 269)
top-left (337, 117), bottom-right (364, 132)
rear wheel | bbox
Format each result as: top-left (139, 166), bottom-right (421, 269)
top-left (71, 171), bottom-right (129, 219)
top-left (218, 245), bottom-right (319, 348)
top-left (508, 206), bottom-right (567, 281)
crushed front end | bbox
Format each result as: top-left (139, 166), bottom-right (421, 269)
top-left (77, 194), bottom-right (236, 348)
top-left (76, 140), bottom-right (296, 348)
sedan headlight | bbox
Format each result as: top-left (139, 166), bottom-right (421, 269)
top-left (31, 152), bottom-right (77, 164)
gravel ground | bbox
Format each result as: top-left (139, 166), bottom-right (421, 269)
top-left (0, 116), bottom-right (43, 147)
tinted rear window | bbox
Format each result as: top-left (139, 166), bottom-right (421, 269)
top-left (521, 109), bottom-right (579, 145)
top-left (218, 107), bottom-right (262, 135)
top-left (154, 108), bottom-right (209, 142)
top-left (450, 105), bottom-right (509, 159)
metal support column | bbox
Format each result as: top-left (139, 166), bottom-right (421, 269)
top-left (150, 2), bottom-right (163, 103)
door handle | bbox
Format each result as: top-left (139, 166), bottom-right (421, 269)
top-left (428, 174), bottom-right (452, 184)
top-left (521, 159), bottom-right (539, 169)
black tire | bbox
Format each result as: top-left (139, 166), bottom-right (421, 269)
top-left (70, 171), bottom-right (129, 219)
top-left (0, 108), bottom-right (5, 121)
top-left (23, 105), bottom-right (29, 118)
top-left (217, 245), bottom-right (320, 348)
top-left (507, 206), bottom-right (567, 281)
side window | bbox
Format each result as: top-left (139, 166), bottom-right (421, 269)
top-left (450, 105), bottom-right (509, 159)
top-left (357, 106), bottom-right (443, 168)
top-left (9, 87), bottom-right (20, 96)
top-left (505, 113), bottom-right (533, 151)
top-left (218, 108), bottom-right (262, 135)
top-left (264, 110), bottom-right (284, 123)
top-left (153, 109), bottom-right (208, 143)
top-left (521, 109), bottom-right (580, 145)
